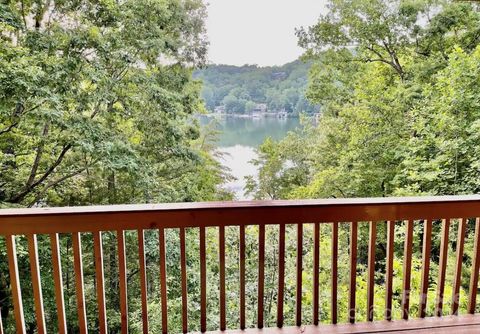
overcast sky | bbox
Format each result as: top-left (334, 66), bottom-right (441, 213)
top-left (205, 0), bottom-right (327, 66)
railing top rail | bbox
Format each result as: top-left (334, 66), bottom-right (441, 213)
top-left (2, 195), bottom-right (480, 216)
top-left (1, 195), bottom-right (480, 234)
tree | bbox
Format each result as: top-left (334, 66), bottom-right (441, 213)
top-left (0, 0), bottom-right (222, 207)
top-left (193, 60), bottom-right (319, 114)
top-left (0, 2), bottom-right (233, 332)
top-left (394, 47), bottom-right (480, 195)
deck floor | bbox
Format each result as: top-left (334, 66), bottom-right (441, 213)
top-left (209, 315), bottom-right (480, 334)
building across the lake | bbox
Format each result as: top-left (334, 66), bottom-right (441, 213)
top-left (252, 103), bottom-right (267, 114)
top-left (214, 105), bottom-right (225, 114)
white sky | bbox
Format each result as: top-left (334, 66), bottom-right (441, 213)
top-left (205, 0), bottom-right (327, 66)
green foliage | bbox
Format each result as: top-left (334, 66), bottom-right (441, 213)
top-left (247, 0), bottom-right (480, 328)
top-left (193, 61), bottom-right (320, 115)
top-left (0, 0), bottom-right (232, 332)
top-left (0, 0), bottom-right (228, 207)
top-left (252, 0), bottom-right (480, 200)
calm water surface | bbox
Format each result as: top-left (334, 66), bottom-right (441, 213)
top-left (199, 116), bottom-right (300, 199)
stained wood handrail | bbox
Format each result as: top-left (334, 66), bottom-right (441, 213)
top-left (1, 195), bottom-right (480, 334)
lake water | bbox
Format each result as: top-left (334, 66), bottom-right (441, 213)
top-left (199, 116), bottom-right (300, 199)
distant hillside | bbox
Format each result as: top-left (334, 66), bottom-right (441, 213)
top-left (193, 60), bottom-right (319, 115)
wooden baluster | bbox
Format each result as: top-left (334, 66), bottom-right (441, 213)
top-left (93, 231), bottom-right (107, 334)
top-left (118, 230), bottom-right (128, 334)
top-left (277, 224), bottom-right (286, 328)
top-left (402, 220), bottom-right (414, 320)
top-left (349, 222), bottom-right (358, 324)
top-left (452, 218), bottom-right (467, 315)
top-left (72, 232), bottom-right (88, 334)
top-left (5, 235), bottom-right (26, 334)
top-left (27, 234), bottom-right (46, 334)
top-left (419, 220), bottom-right (432, 318)
top-left (313, 222), bottom-right (320, 325)
top-left (331, 222), bottom-right (338, 324)
top-left (137, 230), bottom-right (149, 334)
top-left (296, 224), bottom-right (303, 326)
top-left (258, 224), bottom-right (265, 328)
top-left (50, 233), bottom-right (67, 334)
top-left (180, 228), bottom-right (189, 333)
top-left (159, 228), bottom-right (168, 334)
top-left (219, 226), bottom-right (226, 331)
top-left (468, 218), bottom-right (480, 314)
top-left (200, 227), bottom-right (207, 333)
top-left (436, 218), bottom-right (450, 317)
top-left (0, 307), bottom-right (3, 334)
top-left (385, 221), bottom-right (395, 321)
top-left (367, 222), bottom-right (377, 322)
top-left (239, 225), bottom-right (246, 330)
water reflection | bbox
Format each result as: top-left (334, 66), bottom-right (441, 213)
top-left (199, 115), bottom-right (301, 199)
top-left (218, 145), bottom-right (257, 200)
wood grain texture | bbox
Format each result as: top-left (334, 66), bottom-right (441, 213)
top-left (5, 235), bottom-right (26, 334)
top-left (204, 314), bottom-right (480, 334)
top-left (159, 228), bottom-right (168, 334)
top-left (0, 307), bottom-right (3, 334)
top-left (2, 196), bottom-right (480, 234)
top-left (1, 196), bottom-right (480, 334)
top-left (331, 222), bottom-right (338, 324)
top-left (200, 227), bottom-right (207, 333)
top-left (219, 226), bottom-right (226, 331)
top-left (27, 234), bottom-right (46, 334)
top-left (137, 229), bottom-right (149, 334)
top-left (436, 219), bottom-right (451, 317)
top-left (93, 231), bottom-right (107, 334)
top-left (402, 220), bottom-right (414, 320)
top-left (277, 223), bottom-right (286, 328)
top-left (296, 224), bottom-right (303, 327)
top-left (72, 232), bottom-right (88, 334)
top-left (50, 233), bottom-right (67, 334)
top-left (419, 220), bottom-right (432, 318)
top-left (452, 218), bottom-right (467, 315)
top-left (117, 230), bottom-right (129, 334)
top-left (468, 218), bottom-right (480, 314)
top-left (180, 227), bottom-right (189, 333)
top-left (313, 222), bottom-right (320, 325)
top-left (367, 222), bottom-right (377, 322)
top-left (349, 222), bottom-right (358, 324)
top-left (258, 224), bottom-right (265, 328)
top-left (385, 221), bottom-right (395, 321)
top-left (239, 225), bottom-right (246, 330)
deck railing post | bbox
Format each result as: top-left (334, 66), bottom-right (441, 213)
top-left (72, 232), bottom-right (88, 334)
top-left (468, 218), bottom-right (480, 313)
top-left (349, 221), bottom-right (358, 324)
top-left (385, 221), bottom-right (395, 321)
top-left (50, 233), bottom-right (67, 334)
top-left (436, 219), bottom-right (451, 317)
top-left (277, 223), bottom-right (286, 328)
top-left (367, 221), bottom-right (377, 322)
top-left (5, 235), bottom-right (26, 334)
top-left (331, 222), bottom-right (338, 324)
top-left (402, 220), bottom-right (414, 320)
top-left (313, 222), bottom-right (320, 325)
top-left (138, 229), bottom-right (149, 334)
top-left (419, 220), bottom-right (432, 318)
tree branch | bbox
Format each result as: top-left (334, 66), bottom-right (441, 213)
top-left (9, 143), bottom-right (72, 203)
top-left (26, 122), bottom-right (50, 187)
top-left (27, 163), bottom-right (94, 207)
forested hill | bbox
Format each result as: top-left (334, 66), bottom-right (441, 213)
top-left (193, 60), bottom-right (319, 115)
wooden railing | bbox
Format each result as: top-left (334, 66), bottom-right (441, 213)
top-left (1, 196), bottom-right (480, 333)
